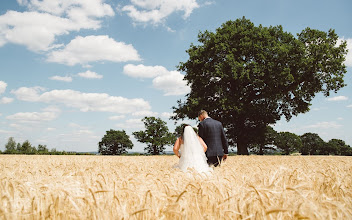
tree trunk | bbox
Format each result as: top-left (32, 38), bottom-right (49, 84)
top-left (237, 140), bottom-right (249, 155)
top-left (259, 145), bottom-right (264, 155)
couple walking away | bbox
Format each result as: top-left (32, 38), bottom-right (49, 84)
top-left (173, 110), bottom-right (229, 173)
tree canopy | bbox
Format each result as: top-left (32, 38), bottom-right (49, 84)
top-left (300, 133), bottom-right (325, 155)
top-left (98, 129), bottom-right (133, 155)
top-left (133, 117), bottom-right (175, 155)
top-left (172, 17), bottom-right (348, 154)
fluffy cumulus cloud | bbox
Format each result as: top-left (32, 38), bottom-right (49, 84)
top-left (47, 35), bottom-right (141, 66)
top-left (326, 96), bottom-right (348, 101)
top-left (6, 105), bottom-right (61, 123)
top-left (132, 110), bottom-right (159, 117)
top-left (0, 81), bottom-right (7, 94)
top-left (116, 118), bottom-right (144, 129)
top-left (123, 64), bottom-right (169, 78)
top-left (122, 0), bottom-right (199, 25)
top-left (78, 70), bottom-right (103, 79)
top-left (153, 70), bottom-right (190, 96)
top-left (123, 64), bottom-right (190, 96)
top-left (49, 75), bottom-right (73, 82)
top-left (11, 87), bottom-right (151, 114)
top-left (0, 97), bottom-right (14, 104)
top-left (0, 0), bottom-right (114, 51)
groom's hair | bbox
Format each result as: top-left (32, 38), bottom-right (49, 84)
top-left (198, 110), bottom-right (207, 117)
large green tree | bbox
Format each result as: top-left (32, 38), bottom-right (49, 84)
top-left (300, 133), bottom-right (325, 155)
top-left (275, 132), bottom-right (302, 155)
top-left (98, 129), bottom-right (133, 155)
top-left (172, 17), bottom-right (347, 155)
top-left (133, 117), bottom-right (175, 155)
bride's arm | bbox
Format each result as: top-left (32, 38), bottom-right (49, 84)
top-left (173, 137), bottom-right (181, 158)
top-left (198, 136), bottom-right (207, 152)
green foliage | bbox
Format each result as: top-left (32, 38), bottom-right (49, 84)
top-left (300, 133), bottom-right (325, 155)
top-left (37, 144), bottom-right (49, 154)
top-left (172, 17), bottom-right (348, 155)
top-left (324, 139), bottom-right (351, 155)
top-left (275, 132), bottom-right (303, 155)
top-left (249, 126), bottom-right (278, 155)
top-left (5, 137), bottom-right (17, 154)
top-left (98, 129), bottom-right (133, 155)
top-left (133, 117), bottom-right (175, 155)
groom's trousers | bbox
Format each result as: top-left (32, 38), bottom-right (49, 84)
top-left (207, 156), bottom-right (222, 167)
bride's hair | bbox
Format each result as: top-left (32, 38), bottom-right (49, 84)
top-left (181, 124), bottom-right (190, 140)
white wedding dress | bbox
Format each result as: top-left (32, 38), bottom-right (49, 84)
top-left (174, 126), bottom-right (212, 173)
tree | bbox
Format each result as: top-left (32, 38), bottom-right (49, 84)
top-left (275, 132), bottom-right (302, 155)
top-left (300, 133), bottom-right (325, 155)
top-left (5, 137), bottom-right (17, 154)
top-left (37, 144), bottom-right (49, 154)
top-left (249, 126), bottom-right (278, 155)
top-left (98, 129), bottom-right (133, 155)
top-left (17, 140), bottom-right (37, 154)
top-left (325, 139), bottom-right (351, 155)
top-left (133, 117), bottom-right (175, 155)
top-left (171, 17), bottom-right (348, 155)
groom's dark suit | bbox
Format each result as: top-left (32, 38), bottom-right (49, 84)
top-left (198, 117), bottom-right (229, 166)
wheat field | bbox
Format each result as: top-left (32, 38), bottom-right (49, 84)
top-left (0, 155), bottom-right (351, 219)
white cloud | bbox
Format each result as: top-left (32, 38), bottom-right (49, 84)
top-left (153, 70), bottom-right (190, 96)
top-left (338, 38), bottom-right (352, 67)
top-left (116, 118), bottom-right (144, 129)
top-left (124, 64), bottom-right (190, 96)
top-left (0, 81), bottom-right (7, 94)
top-left (11, 87), bottom-right (151, 114)
top-left (47, 127), bottom-right (56, 131)
top-left (122, 0), bottom-right (199, 25)
top-left (326, 96), bottom-right (348, 101)
top-left (132, 110), bottom-right (159, 117)
top-left (11, 86), bottom-right (45, 102)
top-left (109, 115), bottom-right (126, 120)
top-left (47, 35), bottom-right (141, 66)
top-left (49, 75), bottom-right (73, 82)
top-left (0, 97), bottom-right (14, 104)
top-left (77, 70), bottom-right (103, 79)
top-left (348, 105), bottom-right (352, 108)
top-left (305, 121), bottom-right (342, 129)
top-left (6, 111), bottom-right (59, 123)
top-left (0, 0), bottom-right (114, 51)
top-left (161, 112), bottom-right (175, 118)
top-left (123, 64), bottom-right (168, 78)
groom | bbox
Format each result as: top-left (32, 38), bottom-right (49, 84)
top-left (198, 110), bottom-right (229, 167)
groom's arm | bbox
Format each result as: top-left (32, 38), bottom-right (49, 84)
top-left (220, 125), bottom-right (229, 154)
top-left (198, 123), bottom-right (205, 139)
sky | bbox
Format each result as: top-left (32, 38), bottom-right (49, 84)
top-left (0, 0), bottom-right (351, 153)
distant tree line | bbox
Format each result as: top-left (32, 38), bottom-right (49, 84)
top-left (3, 118), bottom-right (350, 156)
top-left (1, 137), bottom-right (92, 155)
top-left (249, 126), bottom-right (352, 156)
top-left (98, 116), bottom-right (351, 156)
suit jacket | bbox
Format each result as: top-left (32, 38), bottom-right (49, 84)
top-left (198, 117), bottom-right (229, 157)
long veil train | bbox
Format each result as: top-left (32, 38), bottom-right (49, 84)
top-left (174, 126), bottom-right (212, 173)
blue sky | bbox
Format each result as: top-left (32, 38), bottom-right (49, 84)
top-left (0, 0), bottom-right (351, 152)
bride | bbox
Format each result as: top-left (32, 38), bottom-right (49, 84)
top-left (173, 124), bottom-right (212, 173)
